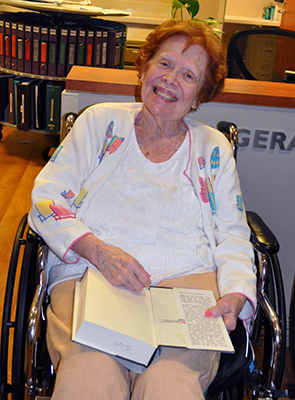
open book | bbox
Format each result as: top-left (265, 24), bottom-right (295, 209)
top-left (72, 268), bottom-right (234, 372)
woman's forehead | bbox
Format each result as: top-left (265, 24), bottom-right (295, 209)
top-left (154, 36), bottom-right (208, 67)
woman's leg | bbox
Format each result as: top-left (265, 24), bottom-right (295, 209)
top-left (130, 348), bottom-right (220, 400)
top-left (47, 280), bottom-right (130, 400)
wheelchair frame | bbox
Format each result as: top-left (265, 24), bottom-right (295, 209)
top-left (0, 122), bottom-right (288, 400)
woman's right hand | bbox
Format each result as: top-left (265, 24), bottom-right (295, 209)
top-left (71, 234), bottom-right (151, 291)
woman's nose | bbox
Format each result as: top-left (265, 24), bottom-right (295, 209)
top-left (163, 70), bottom-right (178, 85)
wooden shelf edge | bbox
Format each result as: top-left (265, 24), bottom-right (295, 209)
top-left (66, 67), bottom-right (295, 109)
top-left (0, 67), bottom-right (66, 81)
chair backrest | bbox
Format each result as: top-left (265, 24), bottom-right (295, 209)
top-left (227, 27), bottom-right (295, 82)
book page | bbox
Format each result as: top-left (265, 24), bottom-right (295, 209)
top-left (150, 287), bottom-right (186, 347)
top-left (173, 288), bottom-right (234, 353)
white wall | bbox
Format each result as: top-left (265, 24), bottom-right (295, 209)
top-left (224, 0), bottom-right (283, 24)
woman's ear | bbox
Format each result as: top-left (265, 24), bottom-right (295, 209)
top-left (191, 98), bottom-right (199, 110)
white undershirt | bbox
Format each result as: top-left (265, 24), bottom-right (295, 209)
top-left (83, 128), bottom-right (215, 285)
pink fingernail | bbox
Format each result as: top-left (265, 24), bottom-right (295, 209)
top-left (205, 310), bottom-right (212, 317)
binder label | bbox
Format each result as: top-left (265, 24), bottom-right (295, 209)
top-left (25, 38), bottom-right (31, 61)
top-left (41, 42), bottom-right (47, 63)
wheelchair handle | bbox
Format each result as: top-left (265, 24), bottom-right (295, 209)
top-left (217, 121), bottom-right (238, 159)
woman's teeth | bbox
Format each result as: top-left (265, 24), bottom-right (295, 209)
top-left (154, 87), bottom-right (177, 102)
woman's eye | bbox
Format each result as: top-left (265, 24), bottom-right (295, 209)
top-left (184, 72), bottom-right (194, 80)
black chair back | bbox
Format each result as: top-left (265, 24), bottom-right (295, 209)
top-left (227, 27), bottom-right (295, 82)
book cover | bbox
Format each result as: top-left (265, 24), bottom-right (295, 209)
top-left (85, 29), bottom-right (94, 67)
top-left (76, 28), bottom-right (86, 66)
top-left (24, 24), bottom-right (32, 74)
top-left (4, 20), bottom-right (11, 70)
top-left (16, 78), bottom-right (36, 130)
top-left (72, 268), bottom-right (234, 372)
top-left (11, 22), bottom-right (17, 71)
top-left (57, 27), bottom-right (68, 77)
top-left (0, 18), bottom-right (4, 68)
top-left (45, 81), bottom-right (64, 133)
top-left (17, 22), bottom-right (25, 73)
top-left (93, 29), bottom-right (102, 67)
top-left (66, 28), bottom-right (77, 75)
top-left (40, 26), bottom-right (48, 76)
top-left (48, 27), bottom-right (58, 77)
top-left (32, 25), bottom-right (41, 75)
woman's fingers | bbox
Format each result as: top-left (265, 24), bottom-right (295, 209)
top-left (95, 244), bottom-right (151, 291)
top-left (72, 234), bottom-right (151, 291)
top-left (205, 293), bottom-right (246, 332)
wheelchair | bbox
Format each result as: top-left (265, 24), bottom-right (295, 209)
top-left (0, 121), bottom-right (287, 400)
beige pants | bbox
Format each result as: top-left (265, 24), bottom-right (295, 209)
top-left (47, 272), bottom-right (220, 400)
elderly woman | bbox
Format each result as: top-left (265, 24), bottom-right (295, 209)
top-left (28, 19), bottom-right (256, 400)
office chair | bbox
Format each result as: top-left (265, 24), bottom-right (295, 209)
top-left (227, 27), bottom-right (295, 82)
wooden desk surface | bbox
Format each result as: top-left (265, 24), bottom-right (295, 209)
top-left (66, 66), bottom-right (295, 109)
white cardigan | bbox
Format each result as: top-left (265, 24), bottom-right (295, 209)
top-left (28, 102), bottom-right (256, 321)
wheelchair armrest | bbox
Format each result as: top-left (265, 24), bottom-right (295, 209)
top-left (246, 211), bottom-right (280, 254)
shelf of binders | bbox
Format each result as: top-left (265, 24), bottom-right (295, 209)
top-left (0, 10), bottom-right (127, 135)
top-left (0, 72), bottom-right (65, 134)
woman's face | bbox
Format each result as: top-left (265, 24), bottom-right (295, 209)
top-left (141, 35), bottom-right (208, 123)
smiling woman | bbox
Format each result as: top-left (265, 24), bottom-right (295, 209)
top-left (28, 19), bottom-right (256, 400)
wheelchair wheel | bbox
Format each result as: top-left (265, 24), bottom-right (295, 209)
top-left (1, 214), bottom-right (42, 400)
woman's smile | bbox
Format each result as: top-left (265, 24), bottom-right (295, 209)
top-left (153, 86), bottom-right (177, 102)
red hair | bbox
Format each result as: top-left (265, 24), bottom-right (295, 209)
top-left (135, 19), bottom-right (227, 105)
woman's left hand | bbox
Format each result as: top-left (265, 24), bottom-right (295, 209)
top-left (205, 293), bottom-right (246, 332)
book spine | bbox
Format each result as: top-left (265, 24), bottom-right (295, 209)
top-left (48, 27), bottom-right (58, 77)
top-left (8, 76), bottom-right (15, 124)
top-left (0, 74), bottom-right (10, 122)
top-left (4, 20), bottom-right (11, 70)
top-left (114, 31), bottom-right (121, 69)
top-left (106, 30), bottom-right (117, 69)
top-left (33, 80), bottom-right (46, 130)
top-left (17, 23), bottom-right (25, 73)
top-left (11, 22), bottom-right (17, 71)
top-left (40, 26), bottom-right (48, 76)
top-left (57, 27), bottom-right (68, 77)
top-left (45, 82), bottom-right (64, 133)
top-left (24, 24), bottom-right (32, 74)
top-left (16, 81), bottom-right (32, 131)
top-left (93, 29), bottom-right (102, 67)
top-left (32, 25), bottom-right (40, 75)
top-left (118, 29), bottom-right (127, 69)
top-left (85, 29), bottom-right (94, 67)
top-left (76, 28), bottom-right (86, 66)
top-left (101, 30), bottom-right (108, 68)
top-left (67, 29), bottom-right (77, 75)
top-left (0, 19), bottom-right (4, 68)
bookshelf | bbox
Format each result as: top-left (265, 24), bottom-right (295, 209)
top-left (0, 1), bottom-right (129, 138)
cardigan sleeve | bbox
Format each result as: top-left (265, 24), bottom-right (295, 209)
top-left (28, 106), bottom-right (105, 263)
top-left (213, 151), bottom-right (257, 321)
